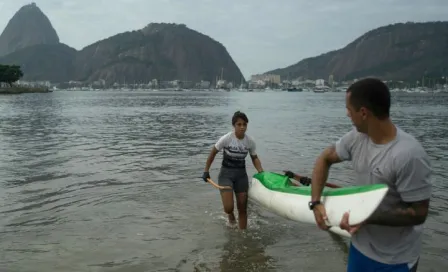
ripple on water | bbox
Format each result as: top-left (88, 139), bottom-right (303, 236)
top-left (0, 91), bottom-right (446, 271)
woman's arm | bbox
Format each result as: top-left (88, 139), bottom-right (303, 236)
top-left (250, 154), bottom-right (264, 173)
top-left (204, 147), bottom-right (219, 172)
top-left (205, 133), bottom-right (229, 172)
top-left (248, 137), bottom-right (263, 173)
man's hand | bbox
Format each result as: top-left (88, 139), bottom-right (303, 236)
top-left (339, 212), bottom-right (364, 234)
top-left (284, 170), bottom-right (294, 178)
top-left (313, 204), bottom-right (330, 230)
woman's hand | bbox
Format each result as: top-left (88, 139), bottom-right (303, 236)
top-left (202, 172), bottom-right (210, 182)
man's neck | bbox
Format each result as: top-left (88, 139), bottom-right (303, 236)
top-left (367, 118), bottom-right (397, 145)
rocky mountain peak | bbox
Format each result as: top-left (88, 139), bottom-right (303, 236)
top-left (0, 2), bottom-right (60, 56)
top-left (140, 22), bottom-right (187, 36)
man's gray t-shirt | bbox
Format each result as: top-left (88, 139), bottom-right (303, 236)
top-left (334, 126), bottom-right (432, 265)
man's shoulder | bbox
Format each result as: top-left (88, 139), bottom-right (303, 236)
top-left (392, 127), bottom-right (429, 166)
top-left (345, 127), bottom-right (367, 139)
top-left (394, 128), bottom-right (427, 154)
top-left (339, 127), bottom-right (368, 146)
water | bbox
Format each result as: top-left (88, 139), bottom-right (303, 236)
top-left (0, 90), bottom-right (446, 271)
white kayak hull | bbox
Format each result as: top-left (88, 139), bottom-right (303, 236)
top-left (248, 172), bottom-right (389, 238)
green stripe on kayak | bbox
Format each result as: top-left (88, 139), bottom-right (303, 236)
top-left (252, 171), bottom-right (387, 196)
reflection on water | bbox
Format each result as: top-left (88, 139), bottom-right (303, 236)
top-left (0, 91), bottom-right (447, 271)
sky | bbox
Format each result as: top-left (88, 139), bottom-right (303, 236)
top-left (0, 0), bottom-right (447, 79)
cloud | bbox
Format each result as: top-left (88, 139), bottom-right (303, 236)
top-left (0, 0), bottom-right (447, 78)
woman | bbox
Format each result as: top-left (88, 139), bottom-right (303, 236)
top-left (202, 111), bottom-right (264, 229)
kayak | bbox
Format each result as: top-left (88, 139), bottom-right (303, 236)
top-left (248, 171), bottom-right (389, 237)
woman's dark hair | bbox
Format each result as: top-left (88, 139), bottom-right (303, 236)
top-left (232, 111), bottom-right (249, 125)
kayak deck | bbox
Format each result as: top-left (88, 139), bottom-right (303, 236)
top-left (252, 171), bottom-right (387, 197)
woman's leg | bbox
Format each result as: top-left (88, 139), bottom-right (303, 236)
top-left (220, 190), bottom-right (236, 224)
top-left (235, 192), bottom-right (248, 229)
top-left (234, 172), bottom-right (249, 229)
top-left (218, 168), bottom-right (236, 224)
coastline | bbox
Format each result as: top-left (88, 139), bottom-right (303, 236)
top-left (0, 86), bottom-right (52, 95)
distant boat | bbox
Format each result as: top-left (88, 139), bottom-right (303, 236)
top-left (287, 87), bottom-right (302, 92)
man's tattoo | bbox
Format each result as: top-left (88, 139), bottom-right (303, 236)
top-left (366, 199), bottom-right (429, 226)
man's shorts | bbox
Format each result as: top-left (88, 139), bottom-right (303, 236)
top-left (347, 243), bottom-right (419, 272)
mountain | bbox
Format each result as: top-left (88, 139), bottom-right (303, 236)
top-left (266, 21), bottom-right (448, 82)
top-left (73, 23), bottom-right (244, 84)
top-left (0, 43), bottom-right (77, 82)
top-left (0, 3), bottom-right (59, 57)
top-left (0, 4), bottom-right (244, 85)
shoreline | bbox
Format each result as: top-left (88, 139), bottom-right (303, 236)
top-left (0, 86), bottom-right (52, 94)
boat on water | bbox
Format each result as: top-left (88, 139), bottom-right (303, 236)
top-left (248, 171), bottom-right (389, 237)
top-left (287, 87), bottom-right (303, 92)
top-left (313, 86), bottom-right (329, 93)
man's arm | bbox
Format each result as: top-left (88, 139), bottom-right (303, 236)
top-left (366, 152), bottom-right (432, 227)
top-left (311, 145), bottom-right (343, 201)
top-left (311, 129), bottom-right (357, 201)
top-left (366, 199), bottom-right (429, 226)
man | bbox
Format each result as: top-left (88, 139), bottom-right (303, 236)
top-left (309, 78), bottom-right (432, 272)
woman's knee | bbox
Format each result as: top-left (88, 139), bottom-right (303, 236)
top-left (236, 193), bottom-right (248, 213)
top-left (223, 204), bottom-right (234, 214)
top-left (220, 191), bottom-right (234, 214)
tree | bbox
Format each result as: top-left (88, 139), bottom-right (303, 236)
top-left (0, 64), bottom-right (24, 87)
